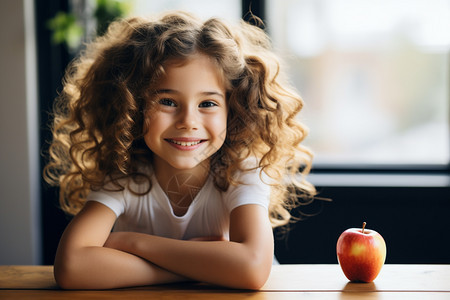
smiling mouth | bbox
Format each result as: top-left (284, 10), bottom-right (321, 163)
top-left (166, 139), bottom-right (205, 147)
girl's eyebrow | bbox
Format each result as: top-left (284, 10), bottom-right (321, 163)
top-left (154, 89), bottom-right (177, 95)
top-left (155, 89), bottom-right (225, 99)
top-left (201, 91), bottom-right (225, 99)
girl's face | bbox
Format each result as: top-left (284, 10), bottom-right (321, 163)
top-left (144, 53), bottom-right (228, 177)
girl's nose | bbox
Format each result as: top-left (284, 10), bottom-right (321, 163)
top-left (175, 106), bottom-right (198, 130)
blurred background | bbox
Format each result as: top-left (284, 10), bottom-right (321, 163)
top-left (1, 0), bottom-right (449, 265)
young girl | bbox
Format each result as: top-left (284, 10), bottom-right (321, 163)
top-left (44, 11), bottom-right (315, 290)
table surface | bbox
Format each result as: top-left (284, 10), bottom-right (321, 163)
top-left (1, 264), bottom-right (449, 299)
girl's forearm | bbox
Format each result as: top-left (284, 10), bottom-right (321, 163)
top-left (104, 232), bottom-right (273, 289)
top-left (54, 245), bottom-right (186, 289)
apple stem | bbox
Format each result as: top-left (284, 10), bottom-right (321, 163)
top-left (362, 222), bottom-right (367, 233)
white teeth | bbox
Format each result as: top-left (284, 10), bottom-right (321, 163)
top-left (170, 140), bottom-right (201, 146)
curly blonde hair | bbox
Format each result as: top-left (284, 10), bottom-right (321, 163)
top-left (44, 11), bottom-right (316, 228)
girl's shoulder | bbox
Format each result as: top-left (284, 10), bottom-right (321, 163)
top-left (232, 157), bottom-right (273, 186)
top-left (220, 158), bottom-right (272, 210)
top-left (87, 166), bottom-right (153, 216)
top-left (98, 164), bottom-right (153, 194)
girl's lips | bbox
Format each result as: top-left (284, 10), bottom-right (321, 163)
top-left (165, 138), bottom-right (207, 150)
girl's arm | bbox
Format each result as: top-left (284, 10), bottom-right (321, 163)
top-left (53, 201), bottom-right (186, 289)
top-left (104, 204), bottom-right (274, 290)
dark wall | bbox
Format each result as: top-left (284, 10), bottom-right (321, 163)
top-left (275, 185), bottom-right (450, 264)
top-left (35, 0), bottom-right (73, 265)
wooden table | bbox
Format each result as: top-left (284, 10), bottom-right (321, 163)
top-left (1, 264), bottom-right (449, 299)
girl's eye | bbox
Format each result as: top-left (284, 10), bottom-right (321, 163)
top-left (199, 101), bottom-right (218, 108)
top-left (159, 98), bottom-right (176, 107)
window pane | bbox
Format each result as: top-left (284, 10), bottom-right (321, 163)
top-left (129, 0), bottom-right (241, 22)
top-left (267, 0), bottom-right (449, 165)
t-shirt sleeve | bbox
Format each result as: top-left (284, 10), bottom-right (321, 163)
top-left (86, 188), bottom-right (126, 217)
top-left (223, 168), bottom-right (271, 212)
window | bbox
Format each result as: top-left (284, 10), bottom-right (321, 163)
top-left (267, 0), bottom-right (449, 167)
top-left (130, 0), bottom-right (241, 22)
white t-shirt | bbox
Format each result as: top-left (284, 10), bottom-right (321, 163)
top-left (87, 167), bottom-right (271, 240)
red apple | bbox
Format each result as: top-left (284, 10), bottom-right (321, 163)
top-left (336, 222), bottom-right (386, 282)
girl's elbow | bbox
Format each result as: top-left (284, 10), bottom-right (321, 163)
top-left (55, 274), bottom-right (74, 290)
top-left (54, 264), bottom-right (74, 289)
top-left (236, 258), bottom-right (272, 290)
top-left (236, 269), bottom-right (270, 290)
top-left (54, 257), bottom-right (85, 289)
top-left (241, 274), bottom-right (268, 290)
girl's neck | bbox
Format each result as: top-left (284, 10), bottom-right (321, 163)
top-left (152, 158), bottom-right (210, 188)
top-left (152, 157), bottom-right (210, 216)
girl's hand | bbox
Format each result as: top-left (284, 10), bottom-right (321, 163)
top-left (105, 232), bottom-right (226, 247)
top-left (104, 232), bottom-right (226, 251)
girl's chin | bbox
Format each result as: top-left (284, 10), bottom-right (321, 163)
top-left (166, 159), bottom-right (210, 173)
top-left (151, 151), bottom-right (213, 174)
